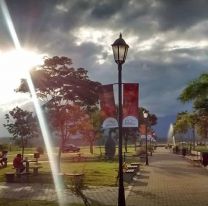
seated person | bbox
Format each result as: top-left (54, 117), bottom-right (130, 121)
top-left (13, 153), bottom-right (25, 173)
top-left (0, 151), bottom-right (8, 167)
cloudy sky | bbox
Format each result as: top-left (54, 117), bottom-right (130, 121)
top-left (1, 0), bottom-right (208, 136)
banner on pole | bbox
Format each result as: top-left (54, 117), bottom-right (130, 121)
top-left (99, 84), bottom-right (118, 128)
top-left (123, 83), bottom-right (139, 127)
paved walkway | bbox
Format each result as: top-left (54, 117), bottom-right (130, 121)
top-left (0, 147), bottom-right (208, 205)
top-left (126, 147), bottom-right (208, 206)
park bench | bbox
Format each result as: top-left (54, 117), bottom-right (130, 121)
top-left (131, 162), bottom-right (141, 169)
top-left (127, 165), bottom-right (139, 174)
top-left (5, 170), bottom-right (30, 183)
top-left (185, 150), bottom-right (202, 165)
top-left (55, 172), bottom-right (84, 180)
top-left (123, 169), bottom-right (135, 182)
top-left (54, 173), bottom-right (84, 189)
top-left (122, 162), bottom-right (141, 182)
top-left (29, 165), bottom-right (42, 175)
top-left (64, 173), bottom-right (84, 181)
top-left (5, 172), bottom-right (15, 183)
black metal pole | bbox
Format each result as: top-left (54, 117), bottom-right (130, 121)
top-left (118, 63), bottom-right (126, 206)
top-left (145, 120), bottom-right (149, 166)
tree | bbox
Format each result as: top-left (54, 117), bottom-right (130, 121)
top-left (123, 127), bottom-right (138, 152)
top-left (174, 112), bottom-right (199, 149)
top-left (174, 112), bottom-right (190, 142)
top-left (196, 115), bottom-right (208, 140)
top-left (138, 107), bottom-right (158, 127)
top-left (179, 73), bottom-right (208, 142)
top-left (17, 56), bottom-right (101, 170)
top-left (179, 73), bottom-right (208, 103)
top-left (179, 73), bottom-right (208, 117)
top-left (82, 108), bottom-right (102, 154)
top-left (4, 107), bottom-right (39, 157)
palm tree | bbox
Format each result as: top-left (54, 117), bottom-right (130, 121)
top-left (179, 73), bottom-right (208, 144)
top-left (179, 73), bottom-right (208, 103)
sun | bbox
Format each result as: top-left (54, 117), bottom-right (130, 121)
top-left (0, 48), bottom-right (44, 76)
top-left (0, 48), bottom-right (45, 105)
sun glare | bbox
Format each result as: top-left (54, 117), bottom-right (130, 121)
top-left (0, 49), bottom-right (43, 76)
top-left (0, 48), bottom-right (44, 104)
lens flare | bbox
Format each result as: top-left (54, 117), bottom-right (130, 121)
top-left (0, 1), bottom-right (66, 205)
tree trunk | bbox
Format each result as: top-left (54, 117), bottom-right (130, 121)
top-left (124, 137), bottom-right (128, 153)
top-left (133, 136), bottom-right (137, 151)
top-left (99, 145), bottom-right (102, 156)
top-left (57, 134), bottom-right (64, 173)
top-left (90, 142), bottom-right (93, 154)
top-left (21, 137), bottom-right (25, 159)
top-left (123, 129), bottom-right (128, 153)
top-left (57, 146), bottom-right (62, 172)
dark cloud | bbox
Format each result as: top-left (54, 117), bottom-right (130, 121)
top-left (1, 0), bottom-right (208, 119)
top-left (155, 0), bottom-right (208, 31)
top-left (4, 0), bottom-right (57, 45)
top-left (90, 0), bottom-right (126, 19)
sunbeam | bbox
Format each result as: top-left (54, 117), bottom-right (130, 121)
top-left (0, 1), bottom-right (66, 205)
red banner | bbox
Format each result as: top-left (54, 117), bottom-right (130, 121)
top-left (123, 83), bottom-right (139, 127)
top-left (99, 84), bottom-right (118, 128)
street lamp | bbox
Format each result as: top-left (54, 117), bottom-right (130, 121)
top-left (112, 33), bottom-right (129, 206)
top-left (143, 111), bottom-right (149, 166)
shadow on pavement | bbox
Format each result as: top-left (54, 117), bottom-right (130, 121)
top-left (129, 189), bottom-right (157, 199)
top-left (140, 170), bottom-right (150, 174)
top-left (132, 180), bottom-right (148, 186)
top-left (137, 174), bottom-right (149, 179)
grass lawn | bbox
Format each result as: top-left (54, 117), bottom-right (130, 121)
top-left (195, 146), bottom-right (208, 152)
top-left (0, 145), bottom-right (140, 186)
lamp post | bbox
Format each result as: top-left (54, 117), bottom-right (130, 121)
top-left (112, 34), bottom-right (129, 206)
top-left (143, 111), bottom-right (149, 165)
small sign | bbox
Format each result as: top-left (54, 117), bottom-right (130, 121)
top-left (123, 116), bottom-right (138, 127)
top-left (102, 117), bottom-right (118, 128)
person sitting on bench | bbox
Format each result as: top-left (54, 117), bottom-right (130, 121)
top-left (0, 150), bottom-right (8, 167)
top-left (13, 154), bottom-right (25, 173)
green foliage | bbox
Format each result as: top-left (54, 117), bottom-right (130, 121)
top-left (17, 56), bottom-right (101, 110)
top-left (16, 56), bottom-right (101, 170)
top-left (179, 73), bottom-right (208, 103)
top-left (178, 73), bottom-right (208, 138)
top-left (4, 107), bottom-right (39, 140)
top-left (138, 107), bottom-right (157, 126)
top-left (174, 112), bottom-right (190, 135)
top-left (79, 108), bottom-right (102, 154)
top-left (3, 107), bottom-right (39, 157)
